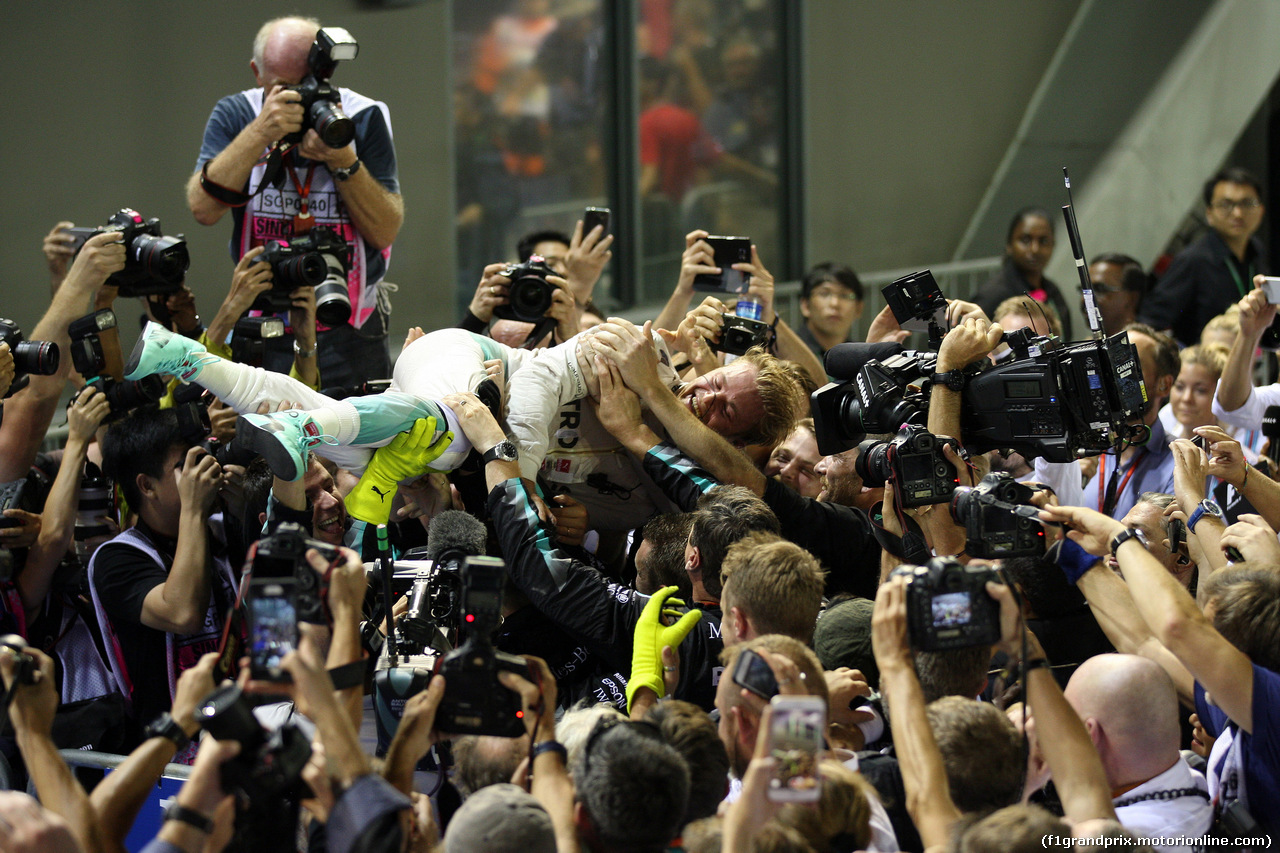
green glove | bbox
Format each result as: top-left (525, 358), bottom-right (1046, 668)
top-left (345, 417), bottom-right (454, 524)
top-left (626, 585), bottom-right (702, 713)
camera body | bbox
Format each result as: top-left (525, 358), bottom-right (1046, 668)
top-left (495, 255), bottom-right (558, 324)
top-left (283, 28), bottom-right (359, 148)
top-left (810, 269), bottom-right (1148, 462)
top-left (714, 314), bottom-right (772, 356)
top-left (253, 225), bottom-right (353, 328)
top-left (0, 319), bottom-right (60, 398)
top-left (65, 210), bottom-right (189, 297)
top-left (855, 424), bottom-right (958, 507)
top-left (893, 557), bottom-right (1002, 652)
top-left (434, 556), bottom-right (531, 737)
top-left (251, 522), bottom-right (338, 625)
top-left (950, 473), bottom-right (1045, 559)
top-left (198, 683), bottom-right (312, 802)
top-left (173, 391), bottom-right (258, 469)
top-left (69, 309), bottom-right (166, 420)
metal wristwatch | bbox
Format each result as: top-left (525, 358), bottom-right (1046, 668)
top-left (332, 159), bottom-right (362, 182)
top-left (482, 439), bottom-right (519, 466)
top-left (1187, 498), bottom-right (1224, 533)
top-left (1109, 526), bottom-right (1150, 558)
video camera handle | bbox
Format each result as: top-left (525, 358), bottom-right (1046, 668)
top-left (1063, 167), bottom-right (1105, 340)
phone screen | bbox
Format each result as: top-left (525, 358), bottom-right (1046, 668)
top-left (767, 696), bottom-right (824, 802)
top-left (693, 236), bottom-right (752, 293)
top-left (249, 582), bottom-right (298, 681)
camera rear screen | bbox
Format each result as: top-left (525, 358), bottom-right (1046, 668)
top-left (930, 592), bottom-right (972, 628)
top-left (250, 585), bottom-right (298, 674)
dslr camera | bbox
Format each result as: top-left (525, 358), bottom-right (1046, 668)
top-left (434, 556), bottom-right (531, 737)
top-left (892, 557), bottom-right (1002, 652)
top-left (495, 255), bottom-right (558, 324)
top-left (197, 684), bottom-right (312, 853)
top-left (173, 386), bottom-right (258, 469)
top-left (855, 423), bottom-right (959, 508)
top-left (251, 522), bottom-right (339, 627)
top-left (284, 27), bottom-right (359, 148)
top-left (0, 319), bottom-right (59, 398)
top-left (949, 473), bottom-right (1046, 559)
top-left (811, 270), bottom-right (1148, 463)
top-left (253, 225), bottom-right (353, 327)
top-left (65, 210), bottom-right (190, 297)
top-left (68, 310), bottom-right (166, 420)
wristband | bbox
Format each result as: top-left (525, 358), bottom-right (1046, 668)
top-left (1021, 657), bottom-right (1051, 676)
top-left (1056, 538), bottom-right (1102, 585)
top-left (531, 740), bottom-right (567, 761)
top-left (164, 803), bottom-right (215, 834)
top-left (199, 162), bottom-right (251, 207)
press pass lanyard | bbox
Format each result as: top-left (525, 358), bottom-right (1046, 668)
top-left (1098, 447), bottom-right (1147, 516)
top-left (288, 163), bottom-right (318, 235)
top-left (1226, 257), bottom-right (1256, 298)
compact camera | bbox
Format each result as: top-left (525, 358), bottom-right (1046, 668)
top-left (284, 28), bottom-right (359, 148)
top-left (949, 473), bottom-right (1046, 559)
top-left (713, 315), bottom-right (772, 356)
top-left (0, 319), bottom-right (59, 398)
top-left (495, 255), bottom-right (559, 324)
top-left (253, 225), bottom-right (352, 327)
top-left (65, 210), bottom-right (189, 297)
top-left (811, 270), bottom-right (1148, 462)
top-left (855, 423), bottom-right (959, 508)
top-left (893, 557), bottom-right (1002, 652)
top-left (434, 556), bottom-right (531, 737)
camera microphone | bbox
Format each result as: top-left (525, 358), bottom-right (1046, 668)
top-left (823, 342), bottom-right (905, 381)
top-left (424, 510), bottom-right (488, 566)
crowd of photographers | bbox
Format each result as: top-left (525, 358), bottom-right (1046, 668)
top-left (4, 14), bottom-right (1280, 853)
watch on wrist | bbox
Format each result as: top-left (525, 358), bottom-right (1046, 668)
top-left (1109, 526), bottom-right (1150, 558)
top-left (930, 369), bottom-right (966, 392)
top-left (332, 159), bottom-right (362, 182)
top-left (1187, 498), bottom-right (1224, 533)
top-left (144, 712), bottom-right (192, 751)
top-left (482, 439), bottom-right (519, 466)
top-left (294, 339), bottom-right (317, 359)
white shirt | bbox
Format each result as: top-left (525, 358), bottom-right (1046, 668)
top-left (1113, 757), bottom-right (1212, 853)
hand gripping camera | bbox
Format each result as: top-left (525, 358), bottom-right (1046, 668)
top-left (252, 225), bottom-right (353, 327)
top-left (433, 556), bottom-right (531, 737)
top-left (68, 310), bottom-right (167, 420)
top-left (284, 28), bottom-right (360, 148)
top-left (65, 210), bottom-right (190, 298)
top-left (892, 557), bottom-right (1002, 652)
top-left (495, 255), bottom-right (559, 324)
top-left (855, 423), bottom-right (959, 508)
top-left (949, 473), bottom-right (1046, 560)
top-left (0, 319), bottom-right (59, 398)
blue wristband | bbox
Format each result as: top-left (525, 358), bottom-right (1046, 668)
top-left (1058, 538), bottom-right (1102, 585)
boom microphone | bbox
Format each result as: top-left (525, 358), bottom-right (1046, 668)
top-left (824, 342), bottom-right (906, 380)
top-left (424, 510), bottom-right (489, 566)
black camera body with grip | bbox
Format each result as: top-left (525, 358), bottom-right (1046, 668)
top-left (65, 210), bottom-right (189, 297)
top-left (856, 424), bottom-right (959, 508)
top-left (893, 558), bottom-right (1002, 652)
top-left (950, 473), bottom-right (1045, 559)
top-left (0, 319), bottom-right (59, 398)
top-left (251, 522), bottom-right (337, 625)
top-left (253, 225), bottom-right (353, 328)
top-left (495, 255), bottom-right (559, 324)
top-left (283, 28), bottom-right (360, 148)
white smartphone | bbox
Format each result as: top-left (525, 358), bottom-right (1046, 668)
top-left (766, 694), bottom-right (825, 802)
top-left (1261, 276), bottom-right (1280, 304)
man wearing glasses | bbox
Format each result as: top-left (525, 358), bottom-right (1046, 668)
top-left (1140, 167), bottom-right (1268, 346)
top-left (796, 262), bottom-right (864, 362)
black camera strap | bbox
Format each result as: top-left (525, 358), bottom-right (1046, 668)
top-left (869, 501), bottom-right (929, 564)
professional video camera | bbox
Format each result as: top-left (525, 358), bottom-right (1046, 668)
top-left (68, 310), bottom-right (166, 420)
top-left (855, 423), bottom-right (959, 508)
top-left (434, 555), bottom-right (531, 737)
top-left (197, 683), bottom-right (312, 853)
top-left (494, 254), bottom-right (559, 325)
top-left (0, 319), bottom-right (59, 398)
top-left (253, 225), bottom-right (353, 327)
top-left (811, 270), bottom-right (1148, 463)
top-left (892, 557), bottom-right (1002, 652)
top-left (949, 473), bottom-right (1046, 559)
top-left (229, 316), bottom-right (285, 368)
top-left (65, 210), bottom-right (189, 297)
top-left (284, 27), bottom-right (359, 148)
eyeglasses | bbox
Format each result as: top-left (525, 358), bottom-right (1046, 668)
top-left (580, 716), bottom-right (664, 775)
top-left (1211, 198), bottom-right (1262, 214)
top-left (808, 287), bottom-right (859, 303)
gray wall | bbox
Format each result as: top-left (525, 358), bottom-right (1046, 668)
top-left (3, 0), bottom-right (453, 346)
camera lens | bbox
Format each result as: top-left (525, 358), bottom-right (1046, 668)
top-left (949, 487), bottom-right (974, 524)
top-left (314, 255), bottom-right (352, 327)
top-left (310, 101), bottom-right (355, 148)
top-left (11, 340), bottom-right (60, 376)
top-left (854, 439), bottom-right (891, 487)
top-left (274, 253), bottom-right (328, 289)
top-left (509, 277), bottom-right (555, 323)
top-left (105, 375), bottom-right (166, 416)
top-left (76, 463), bottom-right (113, 541)
top-left (131, 234), bottom-right (190, 285)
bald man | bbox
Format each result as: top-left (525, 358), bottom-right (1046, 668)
top-left (188, 15), bottom-right (404, 388)
top-left (1064, 654), bottom-right (1212, 851)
